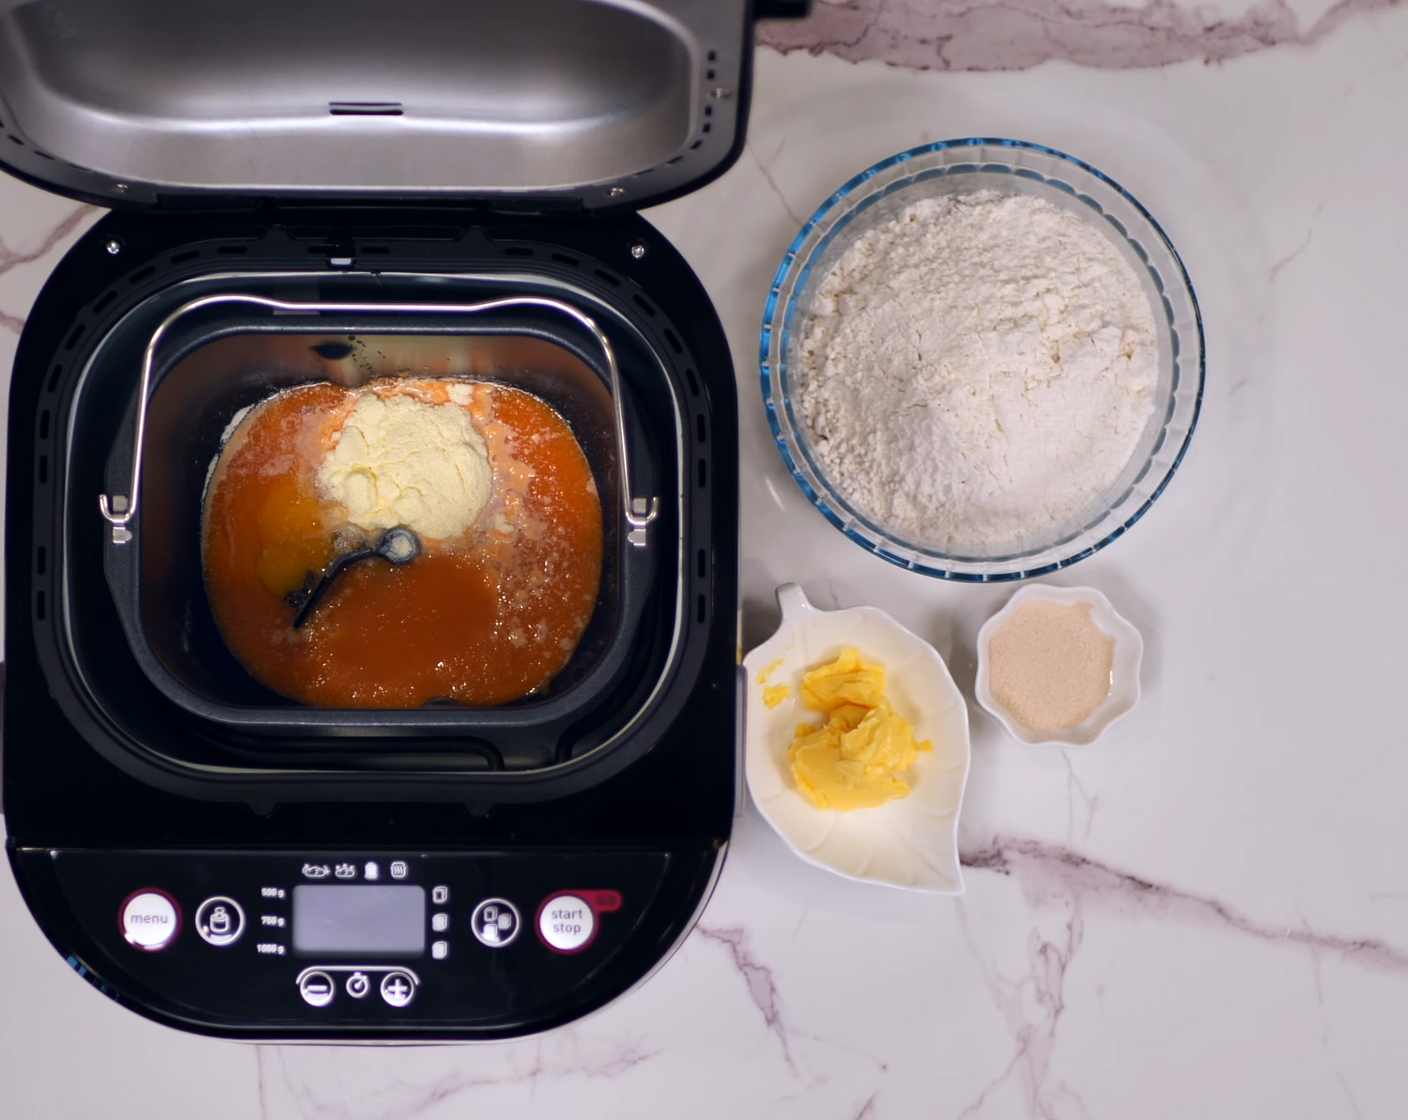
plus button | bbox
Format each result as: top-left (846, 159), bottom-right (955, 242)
top-left (379, 971), bottom-right (415, 1008)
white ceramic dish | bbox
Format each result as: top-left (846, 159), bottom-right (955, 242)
top-left (741, 584), bottom-right (971, 894)
top-left (974, 584), bottom-right (1143, 746)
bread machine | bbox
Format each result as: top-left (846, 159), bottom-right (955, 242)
top-left (0, 0), bottom-right (808, 1040)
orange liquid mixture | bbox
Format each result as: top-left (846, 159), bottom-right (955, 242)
top-left (202, 379), bottom-right (603, 708)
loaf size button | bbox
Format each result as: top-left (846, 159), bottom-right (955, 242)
top-left (195, 896), bottom-right (245, 947)
top-left (120, 890), bottom-right (180, 951)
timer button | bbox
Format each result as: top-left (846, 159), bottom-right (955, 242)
top-left (195, 896), bottom-right (245, 947)
top-left (119, 890), bottom-right (181, 951)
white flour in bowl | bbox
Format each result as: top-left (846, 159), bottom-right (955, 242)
top-left (794, 190), bottom-right (1158, 551)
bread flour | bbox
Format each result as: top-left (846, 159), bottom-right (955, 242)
top-left (795, 189), bottom-right (1158, 550)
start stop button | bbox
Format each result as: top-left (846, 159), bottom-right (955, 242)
top-left (119, 889), bottom-right (181, 951)
top-left (536, 890), bottom-right (622, 954)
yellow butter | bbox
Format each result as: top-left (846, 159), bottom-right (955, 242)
top-left (787, 646), bottom-right (931, 811)
top-left (763, 684), bottom-right (792, 709)
top-left (798, 645), bottom-right (885, 710)
top-left (756, 658), bottom-right (785, 685)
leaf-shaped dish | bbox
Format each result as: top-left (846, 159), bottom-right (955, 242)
top-left (742, 584), bottom-right (971, 894)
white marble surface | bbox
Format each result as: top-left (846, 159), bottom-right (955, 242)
top-left (5, 5), bottom-right (1408, 1116)
top-left (759, 0), bottom-right (1398, 70)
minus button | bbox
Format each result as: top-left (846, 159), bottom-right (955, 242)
top-left (299, 971), bottom-right (335, 1007)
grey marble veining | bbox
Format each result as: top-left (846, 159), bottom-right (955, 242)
top-left (759, 0), bottom-right (1393, 71)
top-left (0, 202), bottom-right (93, 334)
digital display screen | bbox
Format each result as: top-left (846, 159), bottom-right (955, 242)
top-left (292, 885), bottom-right (426, 956)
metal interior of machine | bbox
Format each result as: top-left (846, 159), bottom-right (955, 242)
top-left (0, 0), bottom-right (748, 204)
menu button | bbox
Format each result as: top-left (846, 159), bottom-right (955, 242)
top-left (120, 890), bottom-right (181, 952)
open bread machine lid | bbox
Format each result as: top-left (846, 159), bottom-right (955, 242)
top-left (0, 0), bottom-right (783, 212)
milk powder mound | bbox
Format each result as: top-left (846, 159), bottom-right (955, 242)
top-left (318, 393), bottom-right (491, 540)
top-left (794, 190), bottom-right (1159, 550)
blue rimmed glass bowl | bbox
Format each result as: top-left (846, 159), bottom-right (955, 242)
top-left (759, 138), bottom-right (1205, 582)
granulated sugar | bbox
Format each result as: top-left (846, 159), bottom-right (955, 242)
top-left (987, 600), bottom-right (1115, 734)
top-left (794, 189), bottom-right (1158, 550)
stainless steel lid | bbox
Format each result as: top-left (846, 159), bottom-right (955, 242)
top-left (0, 0), bottom-right (759, 210)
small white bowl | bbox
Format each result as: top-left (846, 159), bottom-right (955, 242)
top-left (975, 584), bottom-right (1143, 746)
top-left (742, 584), bottom-right (971, 894)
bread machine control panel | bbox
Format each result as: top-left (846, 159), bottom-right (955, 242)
top-left (47, 850), bottom-right (669, 1029)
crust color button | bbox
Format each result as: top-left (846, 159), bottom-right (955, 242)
top-left (471, 898), bottom-right (521, 948)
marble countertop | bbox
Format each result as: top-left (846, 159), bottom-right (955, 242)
top-left (5, 5), bottom-right (1408, 1117)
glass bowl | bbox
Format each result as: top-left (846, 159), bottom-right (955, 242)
top-left (759, 138), bottom-right (1205, 582)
